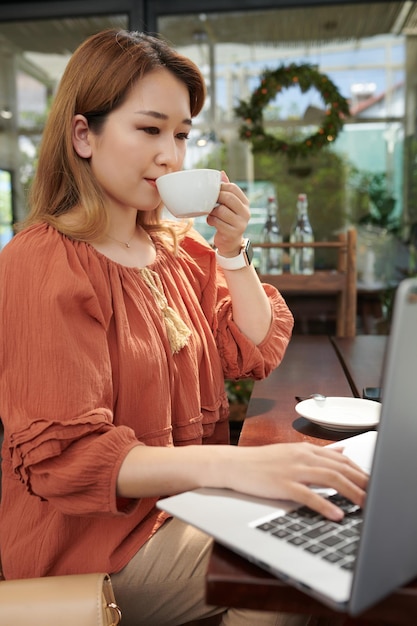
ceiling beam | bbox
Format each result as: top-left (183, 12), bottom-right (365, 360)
top-left (0, 0), bottom-right (406, 24)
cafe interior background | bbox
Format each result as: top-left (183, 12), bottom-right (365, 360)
top-left (0, 0), bottom-right (416, 344)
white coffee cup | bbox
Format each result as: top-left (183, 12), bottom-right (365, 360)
top-left (156, 168), bottom-right (221, 218)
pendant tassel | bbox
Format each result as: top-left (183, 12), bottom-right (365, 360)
top-left (140, 267), bottom-right (191, 354)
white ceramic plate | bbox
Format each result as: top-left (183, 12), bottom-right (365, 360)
top-left (295, 396), bottom-right (381, 431)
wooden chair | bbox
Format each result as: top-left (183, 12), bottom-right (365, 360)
top-left (255, 227), bottom-right (357, 338)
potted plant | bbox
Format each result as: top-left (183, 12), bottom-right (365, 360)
top-left (348, 169), bottom-right (402, 286)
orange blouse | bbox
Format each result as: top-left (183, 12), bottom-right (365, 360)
top-left (0, 223), bottom-right (293, 579)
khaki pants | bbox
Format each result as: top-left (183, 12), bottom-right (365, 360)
top-left (111, 517), bottom-right (321, 626)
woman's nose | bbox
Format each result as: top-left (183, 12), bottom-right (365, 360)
top-left (155, 138), bottom-right (182, 168)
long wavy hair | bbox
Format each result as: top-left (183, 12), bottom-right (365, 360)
top-left (22, 29), bottom-right (206, 244)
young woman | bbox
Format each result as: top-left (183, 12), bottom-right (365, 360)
top-left (0, 29), bottom-right (367, 626)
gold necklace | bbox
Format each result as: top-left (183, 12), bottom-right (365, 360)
top-left (106, 232), bottom-right (135, 248)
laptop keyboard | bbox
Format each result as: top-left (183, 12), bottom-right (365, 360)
top-left (255, 493), bottom-right (363, 570)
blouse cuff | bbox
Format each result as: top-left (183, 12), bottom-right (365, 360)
top-left (216, 284), bottom-right (293, 380)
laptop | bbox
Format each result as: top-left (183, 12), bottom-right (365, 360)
top-left (158, 277), bottom-right (417, 616)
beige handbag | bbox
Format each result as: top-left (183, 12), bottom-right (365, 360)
top-left (0, 572), bottom-right (122, 625)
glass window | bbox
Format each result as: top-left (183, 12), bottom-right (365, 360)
top-left (0, 14), bottom-right (129, 225)
top-left (0, 168), bottom-right (14, 249)
top-left (157, 5), bottom-right (406, 280)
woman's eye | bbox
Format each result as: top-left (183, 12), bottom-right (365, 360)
top-left (142, 127), bottom-right (160, 135)
top-left (140, 127), bottom-right (188, 140)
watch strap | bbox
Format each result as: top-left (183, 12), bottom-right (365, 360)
top-left (215, 238), bottom-right (252, 270)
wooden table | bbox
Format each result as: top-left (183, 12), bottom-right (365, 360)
top-left (206, 335), bottom-right (417, 625)
top-left (331, 335), bottom-right (387, 399)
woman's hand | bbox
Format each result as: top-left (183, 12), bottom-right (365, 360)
top-left (207, 171), bottom-right (250, 257)
top-left (223, 442), bottom-right (368, 521)
top-left (204, 170), bottom-right (276, 345)
top-left (118, 441), bottom-right (368, 522)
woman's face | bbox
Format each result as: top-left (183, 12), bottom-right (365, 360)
top-left (74, 67), bottom-right (192, 215)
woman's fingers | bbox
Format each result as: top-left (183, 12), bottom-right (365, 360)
top-left (207, 170), bottom-right (252, 253)
top-left (207, 174), bottom-right (251, 252)
top-left (282, 482), bottom-right (347, 522)
top-left (304, 445), bottom-right (369, 485)
top-left (230, 443), bottom-right (368, 520)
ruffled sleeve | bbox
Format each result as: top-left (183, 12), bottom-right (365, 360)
top-left (0, 225), bottom-right (140, 514)
top-left (179, 230), bottom-right (294, 380)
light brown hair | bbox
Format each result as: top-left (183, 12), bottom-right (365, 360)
top-left (22, 29), bottom-right (206, 243)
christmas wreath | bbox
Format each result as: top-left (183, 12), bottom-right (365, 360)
top-left (235, 63), bottom-right (350, 160)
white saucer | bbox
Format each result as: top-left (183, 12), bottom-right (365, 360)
top-left (295, 396), bottom-right (381, 431)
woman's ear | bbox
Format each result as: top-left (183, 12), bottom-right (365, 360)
top-left (72, 114), bottom-right (92, 158)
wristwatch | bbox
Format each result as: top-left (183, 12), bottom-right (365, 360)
top-left (215, 238), bottom-right (253, 270)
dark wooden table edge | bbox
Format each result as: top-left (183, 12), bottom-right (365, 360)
top-left (206, 543), bottom-right (417, 625)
